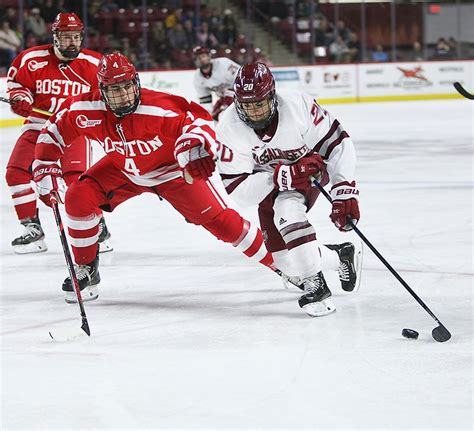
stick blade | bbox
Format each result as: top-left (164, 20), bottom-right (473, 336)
top-left (49, 325), bottom-right (90, 342)
top-left (432, 325), bottom-right (451, 343)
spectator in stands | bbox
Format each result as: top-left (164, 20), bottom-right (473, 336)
top-left (41, 0), bottom-right (58, 23)
top-left (165, 8), bottom-right (183, 30)
top-left (329, 35), bottom-right (349, 63)
top-left (25, 8), bottom-right (48, 44)
top-left (346, 32), bottom-right (361, 63)
top-left (335, 20), bottom-right (351, 44)
top-left (371, 44), bottom-right (389, 62)
top-left (151, 20), bottom-right (167, 44)
top-left (183, 20), bottom-right (197, 48)
top-left (433, 37), bottom-right (451, 59)
top-left (447, 37), bottom-right (458, 58)
top-left (196, 22), bottom-right (218, 49)
top-left (0, 20), bottom-right (21, 67)
top-left (102, 0), bottom-right (120, 13)
top-left (168, 22), bottom-right (188, 50)
top-left (222, 9), bottom-right (238, 46)
top-left (407, 41), bottom-right (424, 61)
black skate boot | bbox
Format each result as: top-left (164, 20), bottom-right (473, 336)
top-left (11, 215), bottom-right (48, 254)
top-left (326, 242), bottom-right (363, 292)
top-left (98, 216), bottom-right (113, 253)
top-left (62, 256), bottom-right (100, 303)
top-left (298, 272), bottom-right (336, 317)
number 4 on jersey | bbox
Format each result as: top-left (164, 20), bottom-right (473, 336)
top-left (124, 158), bottom-right (140, 175)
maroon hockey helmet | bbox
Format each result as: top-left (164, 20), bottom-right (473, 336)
top-left (52, 13), bottom-right (84, 59)
top-left (193, 45), bottom-right (212, 70)
top-left (233, 62), bottom-right (278, 130)
top-left (97, 52), bottom-right (141, 117)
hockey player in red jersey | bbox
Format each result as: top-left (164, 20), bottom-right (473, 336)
top-left (216, 63), bottom-right (363, 317)
top-left (5, 12), bottom-right (112, 254)
top-left (192, 46), bottom-right (240, 121)
top-left (33, 52), bottom-right (274, 303)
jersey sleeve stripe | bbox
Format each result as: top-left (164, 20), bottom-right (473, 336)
top-left (314, 120), bottom-right (340, 152)
top-left (77, 52), bottom-right (101, 66)
top-left (19, 49), bottom-right (50, 68)
top-left (324, 131), bottom-right (350, 158)
top-left (135, 105), bottom-right (179, 117)
top-left (70, 100), bottom-right (107, 111)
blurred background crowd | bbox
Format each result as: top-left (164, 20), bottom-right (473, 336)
top-left (1, 0), bottom-right (473, 73)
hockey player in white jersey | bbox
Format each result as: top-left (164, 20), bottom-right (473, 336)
top-left (216, 62), bottom-right (362, 317)
top-left (192, 46), bottom-right (240, 121)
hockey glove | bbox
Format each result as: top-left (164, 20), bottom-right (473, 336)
top-left (33, 160), bottom-right (66, 207)
top-left (330, 181), bottom-right (360, 231)
top-left (274, 154), bottom-right (325, 192)
top-left (175, 138), bottom-right (216, 181)
top-left (11, 97), bottom-right (33, 118)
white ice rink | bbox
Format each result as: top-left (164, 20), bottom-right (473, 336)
top-left (0, 99), bottom-right (472, 430)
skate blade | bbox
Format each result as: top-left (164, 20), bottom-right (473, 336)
top-left (64, 286), bottom-right (99, 304)
top-left (302, 298), bottom-right (336, 317)
top-left (49, 325), bottom-right (90, 342)
top-left (351, 240), bottom-right (363, 293)
top-left (12, 240), bottom-right (48, 254)
top-left (98, 239), bottom-right (113, 254)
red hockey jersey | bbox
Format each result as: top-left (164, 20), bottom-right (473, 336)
top-left (7, 44), bottom-right (101, 133)
top-left (36, 88), bottom-right (217, 186)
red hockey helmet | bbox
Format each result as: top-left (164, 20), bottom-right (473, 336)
top-left (52, 13), bottom-right (84, 60)
top-left (193, 45), bottom-right (212, 70)
top-left (98, 52), bottom-right (141, 117)
top-left (233, 62), bottom-right (278, 130)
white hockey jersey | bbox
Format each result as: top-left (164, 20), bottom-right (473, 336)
top-left (193, 57), bottom-right (240, 105)
top-left (216, 89), bottom-right (357, 207)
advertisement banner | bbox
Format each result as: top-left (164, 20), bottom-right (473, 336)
top-left (272, 65), bottom-right (357, 102)
top-left (359, 61), bottom-right (473, 100)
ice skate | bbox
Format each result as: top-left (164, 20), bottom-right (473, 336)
top-left (298, 272), bottom-right (336, 317)
top-left (326, 241), bottom-right (363, 292)
top-left (62, 256), bottom-right (100, 303)
top-left (11, 216), bottom-right (48, 254)
top-left (98, 216), bottom-right (113, 253)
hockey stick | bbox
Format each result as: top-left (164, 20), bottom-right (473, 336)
top-left (49, 194), bottom-right (91, 341)
top-left (312, 179), bottom-right (451, 343)
top-left (0, 96), bottom-right (53, 116)
top-left (453, 82), bottom-right (474, 100)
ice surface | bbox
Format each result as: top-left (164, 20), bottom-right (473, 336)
top-left (1, 100), bottom-right (472, 430)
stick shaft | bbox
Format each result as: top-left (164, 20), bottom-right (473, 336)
top-left (50, 195), bottom-right (90, 335)
top-left (313, 180), bottom-right (446, 327)
top-left (0, 96), bottom-right (53, 116)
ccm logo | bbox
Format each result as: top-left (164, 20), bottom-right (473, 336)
top-left (28, 60), bottom-right (48, 72)
top-left (335, 189), bottom-right (359, 196)
top-left (76, 114), bottom-right (102, 128)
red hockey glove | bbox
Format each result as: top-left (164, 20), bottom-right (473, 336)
top-left (273, 154), bottom-right (325, 192)
top-left (212, 96), bottom-right (234, 121)
top-left (330, 181), bottom-right (360, 231)
top-left (33, 161), bottom-right (66, 207)
top-left (11, 98), bottom-right (33, 118)
top-left (175, 138), bottom-right (216, 181)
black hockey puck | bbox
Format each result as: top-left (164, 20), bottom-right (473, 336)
top-left (402, 328), bottom-right (419, 339)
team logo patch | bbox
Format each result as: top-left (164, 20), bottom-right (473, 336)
top-left (28, 60), bottom-right (48, 72)
top-left (76, 114), bottom-right (102, 128)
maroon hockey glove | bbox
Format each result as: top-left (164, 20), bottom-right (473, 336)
top-left (11, 98), bottom-right (33, 118)
top-left (33, 161), bottom-right (66, 207)
top-left (274, 154), bottom-right (325, 192)
top-left (212, 96), bottom-right (234, 121)
top-left (330, 181), bottom-right (360, 231)
top-left (175, 138), bottom-right (216, 181)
